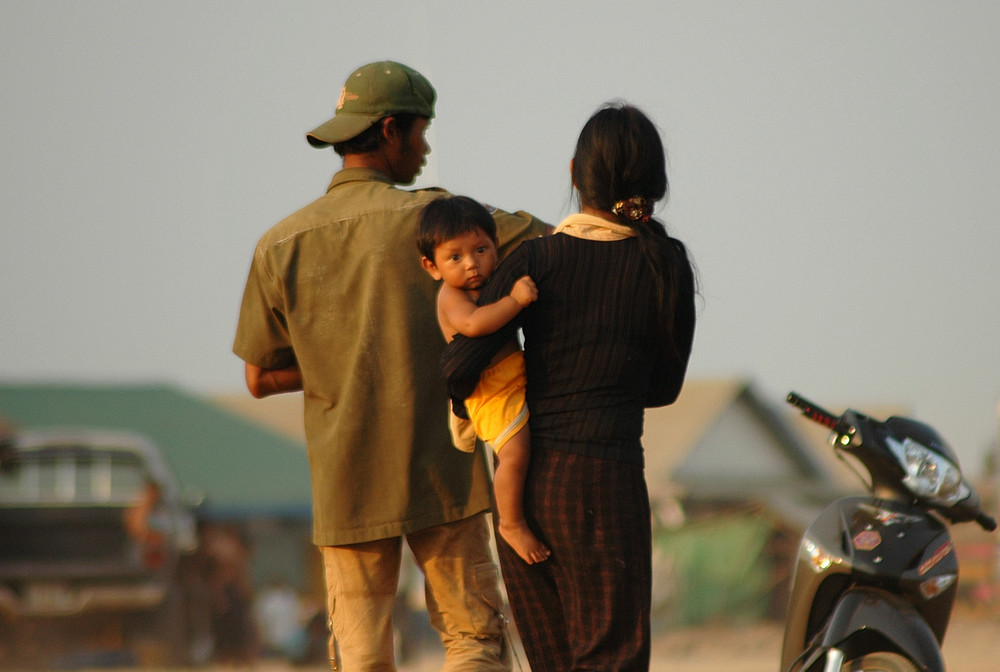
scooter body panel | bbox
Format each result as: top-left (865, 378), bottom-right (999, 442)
top-left (800, 587), bottom-right (944, 672)
top-left (781, 496), bottom-right (956, 672)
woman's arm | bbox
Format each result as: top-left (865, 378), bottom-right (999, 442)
top-left (646, 260), bottom-right (697, 407)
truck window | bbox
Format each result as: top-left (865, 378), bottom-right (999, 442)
top-left (0, 449), bottom-right (146, 505)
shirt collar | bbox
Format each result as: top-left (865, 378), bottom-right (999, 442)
top-left (326, 167), bottom-right (395, 192)
top-left (555, 213), bottom-right (637, 241)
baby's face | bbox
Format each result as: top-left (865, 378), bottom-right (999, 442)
top-left (432, 228), bottom-right (499, 291)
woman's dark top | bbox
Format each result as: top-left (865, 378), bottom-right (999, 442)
top-left (442, 231), bottom-right (696, 466)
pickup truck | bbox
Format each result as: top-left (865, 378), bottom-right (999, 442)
top-left (0, 428), bottom-right (209, 666)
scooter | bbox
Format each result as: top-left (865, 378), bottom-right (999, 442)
top-left (780, 392), bottom-right (997, 672)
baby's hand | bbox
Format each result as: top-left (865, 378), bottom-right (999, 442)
top-left (510, 276), bottom-right (538, 307)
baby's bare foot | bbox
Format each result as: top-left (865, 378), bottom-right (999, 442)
top-left (499, 522), bottom-right (551, 564)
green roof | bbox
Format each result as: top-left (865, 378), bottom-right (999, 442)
top-left (0, 383), bottom-right (311, 519)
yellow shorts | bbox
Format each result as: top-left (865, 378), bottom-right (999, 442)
top-left (464, 351), bottom-right (528, 454)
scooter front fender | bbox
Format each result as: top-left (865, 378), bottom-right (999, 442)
top-left (801, 587), bottom-right (944, 672)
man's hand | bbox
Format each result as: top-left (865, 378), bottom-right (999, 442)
top-left (245, 362), bottom-right (303, 398)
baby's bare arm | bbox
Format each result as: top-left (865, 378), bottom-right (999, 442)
top-left (441, 276), bottom-right (537, 338)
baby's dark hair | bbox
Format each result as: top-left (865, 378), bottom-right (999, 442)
top-left (417, 195), bottom-right (498, 260)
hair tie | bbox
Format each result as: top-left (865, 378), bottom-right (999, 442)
top-left (611, 196), bottom-right (652, 223)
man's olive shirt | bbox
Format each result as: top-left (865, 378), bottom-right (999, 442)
top-left (234, 167), bottom-right (548, 546)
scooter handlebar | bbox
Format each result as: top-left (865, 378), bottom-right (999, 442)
top-left (788, 393), bottom-right (998, 533)
top-left (975, 511), bottom-right (998, 532)
top-left (786, 392), bottom-right (840, 430)
top-left (946, 498), bottom-right (998, 531)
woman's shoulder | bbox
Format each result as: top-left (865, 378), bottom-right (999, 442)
top-left (500, 231), bottom-right (554, 262)
top-left (523, 231), bottom-right (581, 252)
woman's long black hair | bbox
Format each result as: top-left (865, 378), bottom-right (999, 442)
top-left (571, 102), bottom-right (695, 359)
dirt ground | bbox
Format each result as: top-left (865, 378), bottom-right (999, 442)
top-left (384, 612), bottom-right (1000, 672)
top-left (98, 612), bottom-right (1000, 672)
top-left (5, 609), bottom-right (997, 671)
top-left (641, 613), bottom-right (1000, 672)
top-left (384, 613), bottom-right (998, 672)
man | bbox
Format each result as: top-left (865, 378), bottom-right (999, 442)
top-left (233, 61), bottom-right (548, 672)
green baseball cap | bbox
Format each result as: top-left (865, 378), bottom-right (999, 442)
top-left (306, 61), bottom-right (436, 148)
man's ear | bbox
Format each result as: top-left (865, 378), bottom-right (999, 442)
top-left (420, 256), bottom-right (442, 281)
top-left (381, 116), bottom-right (400, 144)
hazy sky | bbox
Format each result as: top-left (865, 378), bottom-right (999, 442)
top-left (3, 2), bottom-right (999, 475)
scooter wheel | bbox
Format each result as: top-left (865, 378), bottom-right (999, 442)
top-left (843, 652), bottom-right (920, 672)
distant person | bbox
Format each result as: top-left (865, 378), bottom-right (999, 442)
top-left (0, 432), bottom-right (15, 472)
top-left (442, 103), bottom-right (697, 672)
top-left (122, 478), bottom-right (161, 543)
top-left (254, 578), bottom-right (302, 659)
top-left (232, 60), bottom-right (549, 671)
top-left (418, 195), bottom-right (551, 565)
top-left (202, 524), bottom-right (256, 665)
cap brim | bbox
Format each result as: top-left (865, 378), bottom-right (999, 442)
top-left (306, 113), bottom-right (382, 148)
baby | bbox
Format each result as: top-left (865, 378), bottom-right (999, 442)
top-left (418, 195), bottom-right (550, 564)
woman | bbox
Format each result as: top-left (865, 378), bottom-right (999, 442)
top-left (443, 103), bottom-right (696, 671)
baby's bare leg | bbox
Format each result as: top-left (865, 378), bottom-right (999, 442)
top-left (494, 427), bottom-right (550, 564)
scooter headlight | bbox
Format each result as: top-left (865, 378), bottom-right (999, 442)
top-left (888, 437), bottom-right (968, 506)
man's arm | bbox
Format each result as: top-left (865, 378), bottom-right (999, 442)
top-left (244, 361), bottom-right (303, 399)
